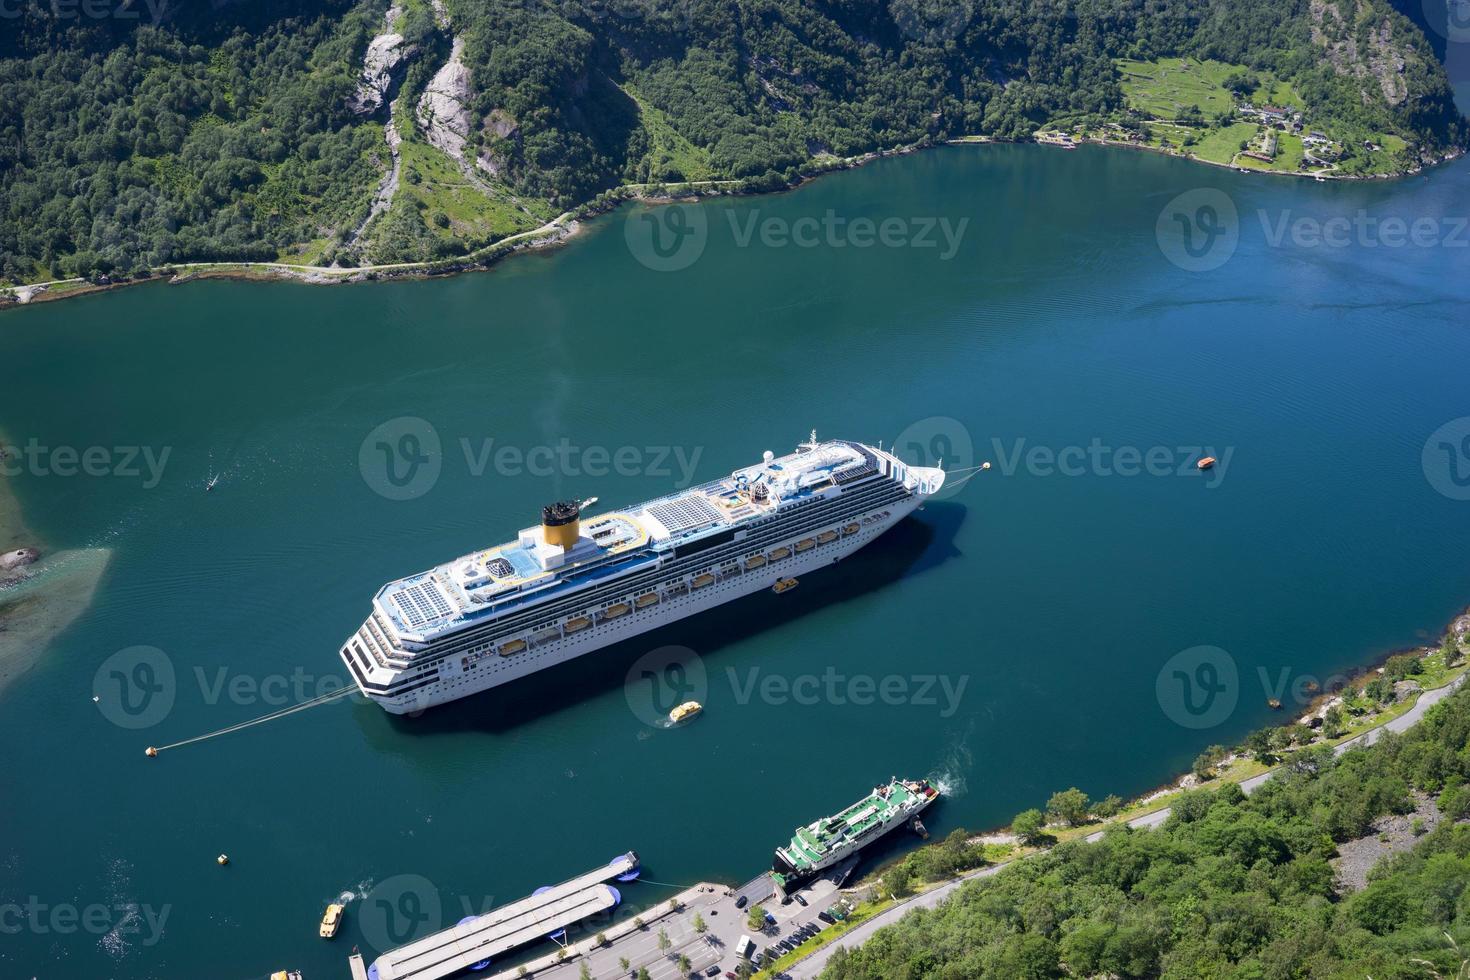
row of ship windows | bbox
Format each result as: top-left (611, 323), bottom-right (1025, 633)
top-left (457, 515), bottom-right (888, 673)
top-left (349, 489), bottom-right (902, 686)
top-left (430, 484), bottom-right (909, 662)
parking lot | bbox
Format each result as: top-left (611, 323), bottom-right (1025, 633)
top-left (529, 862), bottom-right (854, 980)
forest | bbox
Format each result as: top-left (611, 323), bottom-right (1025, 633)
top-left (821, 681), bottom-right (1470, 979)
top-left (0, 0), bottom-right (1462, 280)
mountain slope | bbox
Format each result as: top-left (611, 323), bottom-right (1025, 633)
top-left (0, 0), bottom-right (1461, 282)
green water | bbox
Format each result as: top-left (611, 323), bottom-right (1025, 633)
top-left (2, 144), bottom-right (1469, 979)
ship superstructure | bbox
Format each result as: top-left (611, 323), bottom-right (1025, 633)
top-left (773, 778), bottom-right (940, 887)
top-left (340, 434), bottom-right (944, 713)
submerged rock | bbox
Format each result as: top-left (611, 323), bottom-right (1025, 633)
top-left (0, 548), bottom-right (39, 571)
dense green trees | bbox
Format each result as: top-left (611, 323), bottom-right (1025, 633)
top-left (823, 684), bottom-right (1470, 979)
top-left (0, 0), bottom-right (1461, 280)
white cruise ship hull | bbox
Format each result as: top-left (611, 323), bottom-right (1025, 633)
top-left (340, 438), bottom-right (945, 714)
top-left (352, 498), bottom-right (920, 713)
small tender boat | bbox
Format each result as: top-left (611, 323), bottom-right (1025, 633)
top-left (744, 554), bottom-right (768, 569)
top-left (319, 903), bottom-right (344, 939)
top-left (603, 602), bottom-right (630, 618)
top-left (497, 638), bottom-right (526, 657)
top-left (795, 538), bottom-right (815, 552)
top-left (769, 546), bottom-right (791, 561)
top-left (271, 972), bottom-right (304, 980)
top-left (843, 523), bottom-right (860, 535)
top-left (636, 592), bottom-right (659, 608)
top-left (817, 530), bottom-right (838, 544)
top-left (691, 573), bottom-right (715, 589)
top-left (668, 700), bottom-right (703, 724)
top-left (771, 577), bottom-right (799, 594)
top-left (1197, 456), bottom-right (1217, 470)
top-left (565, 616), bottom-right (591, 633)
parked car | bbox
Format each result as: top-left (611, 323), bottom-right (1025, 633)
top-left (705, 967), bottom-right (721, 977)
top-left (793, 893), bottom-right (808, 907)
top-left (735, 895), bottom-right (748, 910)
top-left (764, 911), bottom-right (777, 926)
top-left (817, 911), bottom-right (835, 925)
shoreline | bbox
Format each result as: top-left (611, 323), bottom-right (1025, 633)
top-left (772, 607), bottom-right (1470, 978)
top-left (3, 136), bottom-right (1458, 314)
top-left (0, 432), bottom-right (113, 696)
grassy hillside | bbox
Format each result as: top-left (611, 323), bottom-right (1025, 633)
top-left (0, 0), bottom-right (1462, 282)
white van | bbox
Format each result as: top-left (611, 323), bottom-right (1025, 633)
top-left (736, 934), bottom-right (757, 960)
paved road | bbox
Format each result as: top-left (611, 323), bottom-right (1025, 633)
top-left (790, 675), bottom-right (1466, 979)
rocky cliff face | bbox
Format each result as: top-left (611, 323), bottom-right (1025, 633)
top-left (1309, 0), bottom-right (1413, 106)
top-left (349, 5), bottom-right (411, 116)
top-left (416, 37), bottom-right (474, 161)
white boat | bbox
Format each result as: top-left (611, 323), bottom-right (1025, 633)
top-left (340, 434), bottom-right (946, 714)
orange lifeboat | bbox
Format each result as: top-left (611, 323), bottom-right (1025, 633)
top-left (1197, 457), bottom-right (1217, 470)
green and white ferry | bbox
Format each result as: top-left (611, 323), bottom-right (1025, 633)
top-left (773, 778), bottom-right (940, 888)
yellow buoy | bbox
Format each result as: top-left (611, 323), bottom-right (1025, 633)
top-left (145, 747), bottom-right (157, 758)
top-left (217, 854), bottom-right (230, 866)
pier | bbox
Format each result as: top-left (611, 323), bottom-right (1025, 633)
top-left (369, 852), bottom-right (638, 980)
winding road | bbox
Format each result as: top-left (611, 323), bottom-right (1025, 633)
top-left (788, 674), bottom-right (1466, 978)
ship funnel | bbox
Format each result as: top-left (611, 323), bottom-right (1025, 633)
top-left (541, 500), bottom-right (582, 550)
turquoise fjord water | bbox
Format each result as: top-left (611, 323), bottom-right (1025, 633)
top-left (1, 143), bottom-right (1469, 979)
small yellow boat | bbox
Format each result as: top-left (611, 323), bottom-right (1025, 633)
top-left (744, 554), bottom-right (767, 569)
top-left (318, 903), bottom-right (344, 939)
top-left (691, 573), bottom-right (715, 589)
top-left (668, 700), bottom-right (703, 724)
top-left (565, 616), bottom-right (591, 633)
top-left (843, 523), bottom-right (860, 535)
top-left (795, 538), bottom-right (815, 552)
top-left (636, 592), bottom-right (660, 608)
top-left (817, 530), bottom-right (838, 544)
top-left (771, 578), bottom-right (799, 594)
top-left (769, 546), bottom-right (791, 560)
top-left (497, 638), bottom-right (527, 657)
top-left (603, 602), bottom-right (630, 619)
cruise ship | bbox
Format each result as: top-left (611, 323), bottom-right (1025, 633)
top-left (773, 778), bottom-right (940, 889)
top-left (340, 434), bottom-right (945, 714)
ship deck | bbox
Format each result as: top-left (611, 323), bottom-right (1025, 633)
top-left (369, 852), bottom-right (638, 980)
top-left (371, 440), bottom-right (888, 642)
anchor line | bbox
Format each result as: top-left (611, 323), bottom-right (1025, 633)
top-left (147, 686), bottom-right (355, 754)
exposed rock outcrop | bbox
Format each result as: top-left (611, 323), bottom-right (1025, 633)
top-left (0, 548), bottom-right (39, 572)
top-left (416, 37), bottom-right (473, 162)
top-left (476, 109), bottom-right (519, 177)
top-left (350, 6), bottom-right (410, 117)
top-left (1308, 0), bottom-right (1410, 107)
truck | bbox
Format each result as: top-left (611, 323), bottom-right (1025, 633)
top-left (736, 934), bottom-right (757, 960)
